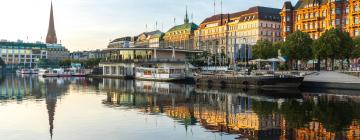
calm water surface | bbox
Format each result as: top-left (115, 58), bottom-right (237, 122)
top-left (0, 74), bottom-right (360, 140)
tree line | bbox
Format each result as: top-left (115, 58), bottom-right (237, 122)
top-left (252, 28), bottom-right (360, 71)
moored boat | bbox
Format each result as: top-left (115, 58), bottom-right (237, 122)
top-left (135, 67), bottom-right (185, 81)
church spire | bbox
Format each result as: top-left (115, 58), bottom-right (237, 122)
top-left (46, 1), bottom-right (58, 44)
top-left (184, 6), bottom-right (189, 24)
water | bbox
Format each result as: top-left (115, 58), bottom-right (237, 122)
top-left (0, 74), bottom-right (360, 140)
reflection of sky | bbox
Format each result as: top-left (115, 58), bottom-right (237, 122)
top-left (1, 76), bottom-right (360, 140)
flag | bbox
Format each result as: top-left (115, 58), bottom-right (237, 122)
top-left (234, 44), bottom-right (239, 61)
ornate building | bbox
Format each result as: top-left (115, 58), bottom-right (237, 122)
top-left (163, 8), bottom-right (198, 50)
top-left (280, 0), bottom-right (360, 40)
top-left (45, 2), bottom-right (69, 60)
top-left (194, 6), bottom-right (281, 64)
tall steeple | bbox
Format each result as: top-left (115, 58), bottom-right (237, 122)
top-left (46, 1), bottom-right (58, 44)
top-left (184, 6), bottom-right (189, 24)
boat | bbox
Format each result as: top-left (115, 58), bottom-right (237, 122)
top-left (135, 67), bottom-right (185, 81)
top-left (72, 68), bottom-right (88, 77)
top-left (17, 68), bottom-right (39, 74)
top-left (42, 69), bottom-right (62, 77)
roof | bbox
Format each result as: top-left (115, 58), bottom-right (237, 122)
top-left (283, 1), bottom-right (294, 10)
top-left (0, 41), bottom-right (47, 49)
top-left (110, 36), bottom-right (131, 43)
top-left (167, 22), bottom-right (199, 32)
top-left (294, 0), bottom-right (326, 9)
top-left (200, 6), bottom-right (281, 25)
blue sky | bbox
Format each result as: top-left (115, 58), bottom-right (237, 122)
top-left (0, 0), bottom-right (297, 51)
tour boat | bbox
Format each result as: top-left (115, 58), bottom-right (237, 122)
top-left (72, 69), bottom-right (88, 77)
top-left (135, 67), bottom-right (185, 81)
top-left (43, 69), bottom-right (62, 77)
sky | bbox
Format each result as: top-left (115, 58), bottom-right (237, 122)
top-left (0, 0), bottom-right (297, 52)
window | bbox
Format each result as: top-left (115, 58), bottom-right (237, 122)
top-left (346, 18), bottom-right (349, 25)
top-left (355, 17), bottom-right (359, 24)
top-left (336, 8), bottom-right (341, 15)
top-left (355, 5), bottom-right (359, 12)
top-left (286, 26), bottom-right (291, 32)
top-left (286, 16), bottom-right (290, 22)
top-left (322, 10), bottom-right (327, 17)
top-left (346, 7), bottom-right (349, 14)
top-left (355, 30), bottom-right (359, 36)
top-left (331, 9), bottom-right (335, 15)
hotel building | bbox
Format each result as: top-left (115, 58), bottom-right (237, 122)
top-left (194, 6), bottom-right (282, 63)
top-left (163, 8), bottom-right (199, 50)
top-left (280, 0), bottom-right (360, 40)
top-left (0, 40), bottom-right (47, 68)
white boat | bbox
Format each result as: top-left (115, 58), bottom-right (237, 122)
top-left (18, 69), bottom-right (39, 74)
top-left (135, 67), bottom-right (185, 81)
top-left (72, 69), bottom-right (88, 77)
top-left (43, 69), bottom-right (62, 77)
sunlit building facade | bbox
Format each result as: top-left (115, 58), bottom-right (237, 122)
top-left (194, 6), bottom-right (282, 64)
top-left (163, 9), bottom-right (198, 50)
top-left (280, 0), bottom-right (360, 40)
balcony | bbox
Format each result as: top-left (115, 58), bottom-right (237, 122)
top-left (301, 17), bottom-right (320, 22)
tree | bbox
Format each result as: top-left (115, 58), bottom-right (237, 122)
top-left (352, 36), bottom-right (360, 59)
top-left (252, 40), bottom-right (278, 59)
top-left (282, 31), bottom-right (313, 70)
top-left (317, 28), bottom-right (353, 70)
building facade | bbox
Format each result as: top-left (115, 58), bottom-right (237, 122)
top-left (108, 37), bottom-right (132, 48)
top-left (134, 30), bottom-right (164, 48)
top-left (0, 40), bottom-right (47, 68)
top-left (281, 0), bottom-right (360, 40)
top-left (163, 9), bottom-right (199, 50)
top-left (46, 44), bottom-right (69, 60)
top-left (194, 6), bottom-right (281, 64)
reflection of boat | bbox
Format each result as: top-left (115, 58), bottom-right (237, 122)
top-left (135, 67), bottom-right (185, 81)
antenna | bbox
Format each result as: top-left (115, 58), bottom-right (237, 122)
top-left (155, 21), bottom-right (158, 30)
top-left (174, 18), bottom-right (176, 26)
top-left (213, 0), bottom-right (216, 15)
top-left (146, 24), bottom-right (148, 32)
top-left (191, 13), bottom-right (194, 23)
top-left (221, 0), bottom-right (223, 14)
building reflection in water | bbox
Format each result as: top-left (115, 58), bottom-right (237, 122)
top-left (0, 75), bottom-right (89, 139)
top-left (102, 78), bottom-right (360, 140)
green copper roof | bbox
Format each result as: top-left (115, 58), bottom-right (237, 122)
top-left (167, 22), bottom-right (198, 33)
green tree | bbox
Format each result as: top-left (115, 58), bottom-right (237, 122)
top-left (352, 36), bottom-right (360, 59)
top-left (282, 31), bottom-right (313, 70)
top-left (318, 28), bottom-right (353, 70)
top-left (252, 40), bottom-right (278, 59)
